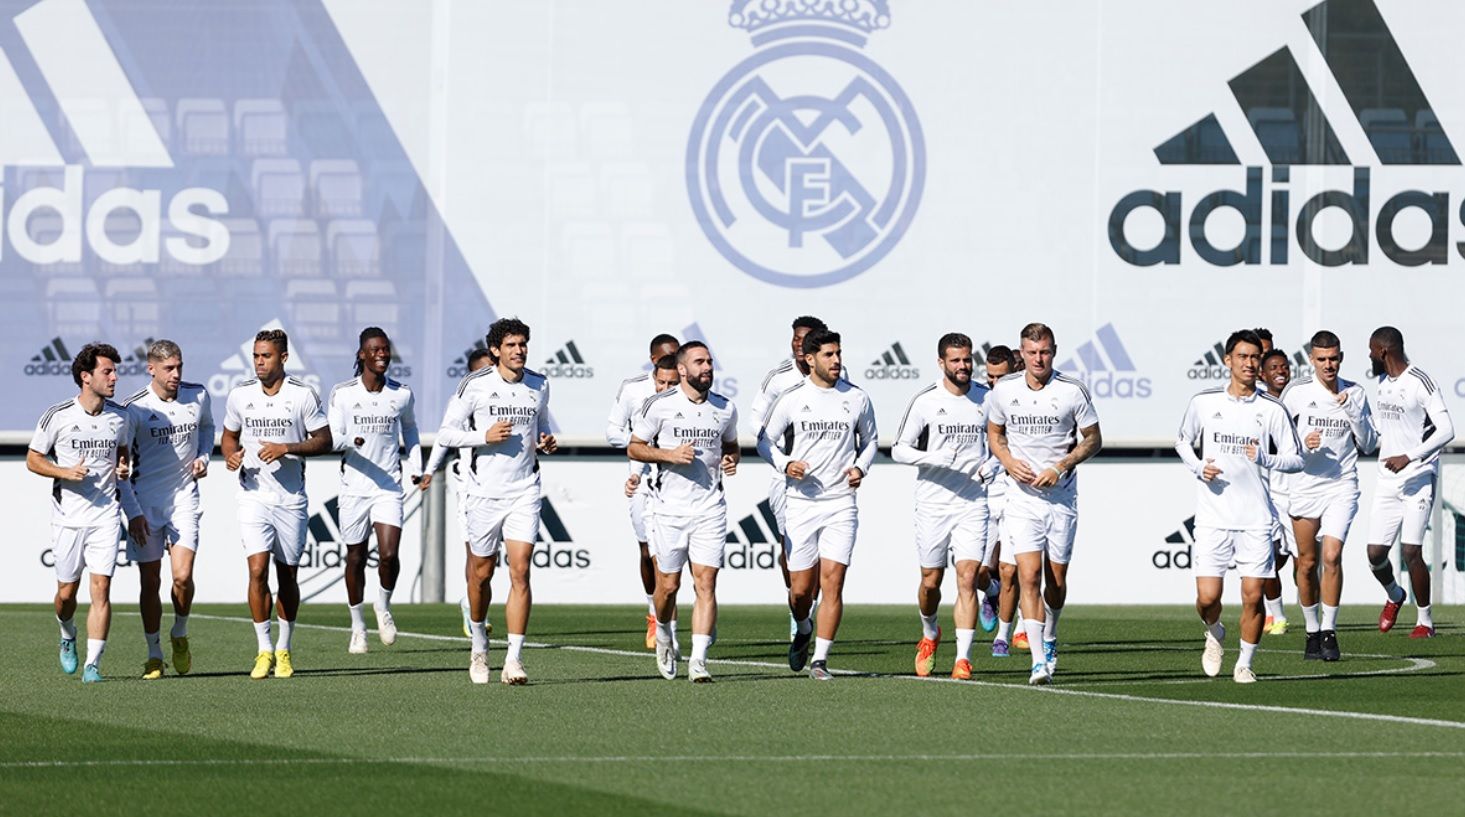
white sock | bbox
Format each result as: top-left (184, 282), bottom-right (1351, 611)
top-left (276, 619), bottom-right (294, 652)
top-left (253, 620), bottom-right (272, 652)
top-left (170, 615), bottom-right (188, 639)
top-left (691, 633), bottom-right (712, 662)
top-left (1043, 604), bottom-right (1062, 642)
top-left (1023, 619), bottom-right (1045, 665)
top-left (795, 616), bottom-right (813, 636)
top-left (919, 612), bottom-right (939, 640)
top-left (1301, 604), bottom-right (1320, 633)
top-left (1205, 620), bottom-right (1225, 642)
top-left (813, 637), bottom-right (833, 663)
top-left (1417, 604), bottom-right (1433, 629)
top-left (506, 633), bottom-right (525, 663)
top-left (1320, 604), bottom-right (1339, 632)
top-left (955, 628), bottom-right (975, 661)
top-left (655, 618), bottom-right (674, 645)
top-left (1237, 639), bottom-right (1258, 670)
top-left (1264, 596), bottom-right (1285, 621)
top-left (469, 620), bottom-right (488, 653)
top-left (377, 587), bottom-right (394, 612)
top-left (58, 616), bottom-right (76, 641)
top-left (348, 603), bottom-right (366, 633)
top-left (85, 638), bottom-right (105, 667)
top-left (996, 619), bottom-right (1012, 642)
top-left (645, 595), bottom-right (656, 616)
top-left (145, 631), bottom-right (163, 660)
top-left (1383, 581), bottom-right (1406, 604)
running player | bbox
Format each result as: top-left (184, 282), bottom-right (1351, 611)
top-left (756, 329), bottom-right (878, 680)
top-left (629, 342), bottom-right (739, 682)
top-left (329, 328), bottom-right (422, 654)
top-left (435, 318), bottom-right (557, 684)
top-left (987, 323), bottom-right (1102, 685)
top-left (118, 340), bottom-right (213, 679)
top-left (1259, 349), bottom-right (1296, 635)
top-left (892, 333), bottom-right (997, 680)
top-left (1176, 329), bottom-right (1303, 683)
top-left (1282, 330), bottom-right (1376, 661)
top-left (28, 343), bottom-right (132, 683)
top-left (984, 346), bottom-right (1023, 657)
top-left (605, 333), bottom-right (680, 649)
top-left (1366, 326), bottom-right (1453, 639)
top-left (222, 329), bottom-right (333, 680)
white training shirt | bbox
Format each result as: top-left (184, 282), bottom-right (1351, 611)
top-left (1373, 364), bottom-right (1454, 481)
top-left (223, 377), bottom-right (329, 501)
top-left (756, 377), bottom-right (878, 503)
top-left (986, 371), bottom-right (1100, 502)
top-left (328, 376), bottom-right (421, 496)
top-left (891, 380), bottom-right (997, 504)
top-left (1175, 387), bottom-right (1304, 531)
top-left (607, 371), bottom-right (655, 484)
top-left (120, 382), bottom-right (213, 511)
top-left (1280, 376), bottom-right (1378, 496)
top-left (435, 365), bottom-right (551, 498)
top-left (631, 386), bottom-right (739, 517)
top-left (30, 397), bottom-right (132, 528)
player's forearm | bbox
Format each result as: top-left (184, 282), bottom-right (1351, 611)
top-left (627, 440), bottom-right (667, 464)
top-left (287, 428), bottom-right (333, 457)
top-left (853, 438), bottom-right (877, 475)
top-left (1056, 426), bottom-right (1103, 474)
top-left (435, 426), bottom-right (482, 448)
top-left (422, 442), bottom-right (449, 475)
top-left (890, 443), bottom-right (940, 466)
top-left (987, 425), bottom-right (1017, 471)
top-left (1405, 409), bottom-right (1454, 462)
top-left (196, 421), bottom-right (215, 460)
top-left (755, 429), bottom-right (790, 472)
top-left (25, 451), bottom-right (67, 479)
top-left (1174, 437), bottom-right (1205, 478)
top-left (119, 479), bottom-right (142, 520)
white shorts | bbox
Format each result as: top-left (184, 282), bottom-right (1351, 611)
top-left (52, 525), bottom-right (119, 583)
top-left (987, 490), bottom-right (1006, 551)
top-left (239, 497), bottom-right (308, 566)
top-left (915, 499), bottom-right (989, 569)
top-left (1270, 506), bottom-right (1297, 558)
top-left (1288, 487), bottom-right (1360, 544)
top-left (783, 498), bottom-right (857, 571)
top-left (463, 490), bottom-right (540, 558)
top-left (339, 492), bottom-right (404, 544)
top-left (1193, 527), bottom-right (1273, 579)
top-left (1368, 471), bottom-right (1435, 547)
top-left (768, 474), bottom-right (787, 537)
top-left (650, 508), bottom-right (728, 573)
top-left (1001, 493), bottom-right (1077, 565)
top-left (628, 489), bottom-right (650, 543)
top-left (126, 499), bottom-right (201, 563)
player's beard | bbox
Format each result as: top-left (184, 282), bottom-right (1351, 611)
top-left (689, 371), bottom-right (713, 393)
top-left (943, 368), bottom-right (970, 389)
top-left (1370, 356), bottom-right (1387, 377)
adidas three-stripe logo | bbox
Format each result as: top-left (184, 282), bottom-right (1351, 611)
top-left (864, 340), bottom-right (920, 380)
top-left (543, 340), bottom-right (594, 379)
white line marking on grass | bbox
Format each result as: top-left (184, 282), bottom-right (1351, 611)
top-left (1062, 656), bottom-right (1437, 686)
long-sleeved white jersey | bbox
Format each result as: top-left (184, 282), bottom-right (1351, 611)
top-left (120, 382), bottom-right (213, 512)
top-left (1280, 376), bottom-right (1377, 496)
top-left (631, 386), bottom-right (739, 517)
top-left (435, 365), bottom-right (551, 498)
top-left (30, 398), bottom-right (132, 528)
top-left (1176, 387), bottom-right (1305, 531)
top-left (891, 380), bottom-right (997, 504)
top-left (329, 377), bottom-right (421, 496)
top-left (986, 371), bottom-right (1100, 503)
top-left (607, 371), bottom-right (654, 484)
top-left (756, 377), bottom-right (877, 503)
top-left (1373, 364), bottom-right (1454, 481)
top-left (223, 377), bottom-right (329, 501)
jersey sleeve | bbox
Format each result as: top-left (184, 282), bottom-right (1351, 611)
top-left (605, 382), bottom-right (634, 447)
top-left (1174, 396), bottom-right (1205, 478)
top-left (1407, 386), bottom-right (1455, 462)
top-left (755, 390), bottom-right (794, 473)
top-left (537, 379), bottom-right (552, 438)
top-left (302, 384), bottom-right (329, 433)
top-left (29, 411), bottom-right (57, 455)
top-left (722, 403), bottom-right (740, 445)
top-left (629, 396), bottom-right (661, 446)
top-left (1257, 402), bottom-right (1304, 473)
top-left (195, 390), bottom-right (215, 461)
top-left (435, 390), bottom-right (480, 449)
top-left (400, 389), bottom-right (422, 480)
top-left (853, 393), bottom-right (878, 475)
top-left (1346, 386), bottom-right (1379, 455)
top-left (327, 385), bottom-right (349, 453)
top-left (891, 393), bottom-right (945, 467)
top-left (986, 385), bottom-right (1008, 427)
top-left (1074, 386), bottom-right (1100, 429)
top-left (223, 390), bottom-right (242, 433)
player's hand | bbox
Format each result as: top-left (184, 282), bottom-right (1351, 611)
top-left (1201, 458), bottom-right (1223, 482)
top-left (191, 457), bottom-right (209, 479)
top-left (785, 460), bottom-right (809, 479)
top-left (127, 515), bottom-right (151, 546)
top-left (721, 454), bottom-right (738, 476)
top-left (845, 467), bottom-right (863, 488)
top-left (416, 472), bottom-right (433, 491)
top-left (623, 474), bottom-right (640, 497)
top-left (1007, 459), bottom-right (1038, 485)
top-left (258, 442), bottom-right (288, 464)
top-left (1336, 389), bottom-right (1351, 406)
top-left (538, 433), bottom-right (558, 454)
top-left (484, 420), bottom-right (513, 444)
top-left (225, 449), bottom-right (244, 471)
top-left (667, 443), bottom-right (696, 465)
top-left (1305, 429), bottom-right (1322, 451)
top-left (60, 463), bottom-right (89, 482)
top-left (1031, 465), bottom-right (1062, 489)
top-left (115, 457), bottom-right (130, 481)
top-left (353, 436), bottom-right (365, 447)
top-left (1383, 454), bottom-right (1410, 473)
top-left (1244, 442), bottom-right (1258, 462)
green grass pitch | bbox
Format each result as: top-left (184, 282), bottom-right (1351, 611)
top-left (1, 603), bottom-right (1461, 816)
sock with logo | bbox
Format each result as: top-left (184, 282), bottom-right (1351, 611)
top-left (1320, 604), bottom-right (1339, 631)
top-left (170, 615), bottom-right (189, 639)
top-left (1024, 620), bottom-right (1045, 665)
top-left (85, 639), bottom-right (106, 668)
top-left (996, 619), bottom-right (1012, 643)
top-left (348, 603), bottom-right (366, 633)
top-left (253, 620), bottom-right (272, 652)
top-left (1205, 620), bottom-right (1225, 642)
top-left (469, 620), bottom-right (488, 653)
top-left (691, 634), bottom-right (712, 663)
top-left (1301, 604), bottom-right (1320, 633)
top-left (1264, 596), bottom-right (1285, 622)
top-left (955, 628), bottom-right (975, 661)
top-left (506, 634), bottom-right (525, 663)
top-left (1043, 603), bottom-right (1062, 642)
top-left (144, 631), bottom-right (163, 661)
top-left (1417, 605), bottom-right (1433, 629)
top-left (919, 612), bottom-right (939, 640)
top-left (276, 619), bottom-right (294, 652)
top-left (1237, 639), bottom-right (1258, 670)
top-left (58, 616), bottom-right (77, 641)
top-left (813, 637), bottom-right (833, 663)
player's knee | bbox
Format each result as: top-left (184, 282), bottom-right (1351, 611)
top-left (1368, 551), bottom-right (1392, 571)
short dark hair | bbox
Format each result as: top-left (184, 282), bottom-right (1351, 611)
top-left (486, 317), bottom-right (531, 362)
top-left (255, 328), bottom-right (288, 355)
top-left (1020, 323), bottom-right (1055, 344)
top-left (676, 340), bottom-right (709, 361)
top-left (1253, 327), bottom-right (1274, 343)
top-left (1224, 329), bottom-right (1264, 356)
top-left (986, 345), bottom-right (1013, 366)
top-left (654, 354), bottom-right (679, 371)
top-left (801, 329), bottom-right (840, 357)
top-left (1010, 349), bottom-right (1024, 369)
top-left (466, 348), bottom-right (492, 368)
top-left (648, 333), bottom-right (679, 354)
top-left (1260, 348), bottom-right (1288, 367)
top-left (1370, 325), bottom-right (1404, 353)
top-left (792, 316), bottom-right (827, 333)
top-left (354, 326), bottom-right (390, 376)
top-left (937, 332), bottom-right (972, 359)
top-left (1309, 330), bottom-right (1341, 350)
top-left (72, 343), bottom-right (121, 387)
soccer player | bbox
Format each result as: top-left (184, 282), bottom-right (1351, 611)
top-left (222, 330), bottom-right (333, 680)
top-left (1366, 326), bottom-right (1453, 639)
top-left (756, 329), bottom-right (877, 680)
top-left (1259, 349), bottom-right (1296, 635)
top-left (984, 346), bottom-right (1023, 657)
top-left (435, 318), bottom-right (557, 685)
top-left (892, 333), bottom-right (997, 680)
top-left (605, 333), bottom-right (680, 649)
top-left (629, 342), bottom-right (739, 682)
top-left (27, 343), bottom-right (132, 683)
top-left (1255, 327), bottom-right (1274, 354)
top-left (329, 328), bottom-right (422, 654)
top-left (1176, 329), bottom-right (1304, 683)
top-left (118, 340), bottom-right (213, 679)
top-left (1282, 330), bottom-right (1376, 661)
top-left (987, 323), bottom-right (1102, 685)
